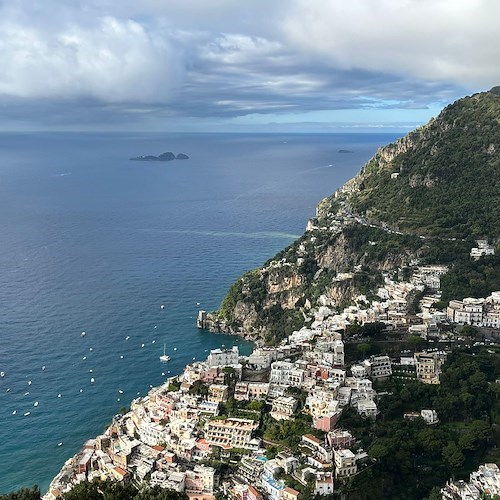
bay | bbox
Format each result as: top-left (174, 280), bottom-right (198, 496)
top-left (0, 131), bottom-right (399, 493)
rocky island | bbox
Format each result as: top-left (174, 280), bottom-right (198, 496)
top-left (130, 152), bottom-right (189, 161)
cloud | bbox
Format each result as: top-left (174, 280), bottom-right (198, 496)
top-left (0, 0), bottom-right (495, 129)
top-left (282, 0), bottom-right (500, 88)
top-left (0, 3), bottom-right (183, 103)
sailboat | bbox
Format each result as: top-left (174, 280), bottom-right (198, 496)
top-left (160, 344), bottom-right (170, 363)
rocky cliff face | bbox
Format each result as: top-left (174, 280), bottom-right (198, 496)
top-left (208, 88), bottom-right (500, 343)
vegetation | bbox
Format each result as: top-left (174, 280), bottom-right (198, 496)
top-left (0, 486), bottom-right (41, 500)
top-left (440, 254), bottom-right (500, 302)
top-left (215, 89), bottom-right (500, 344)
top-left (61, 480), bottom-right (187, 500)
top-left (339, 349), bottom-right (500, 499)
top-left (349, 89), bottom-right (500, 239)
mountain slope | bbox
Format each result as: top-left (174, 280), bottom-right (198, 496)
top-left (207, 88), bottom-right (500, 343)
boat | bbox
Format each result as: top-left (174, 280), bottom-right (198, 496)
top-left (160, 344), bottom-right (170, 363)
top-left (24, 412), bottom-right (30, 417)
top-left (33, 401), bottom-right (39, 407)
top-left (118, 389), bottom-right (123, 394)
top-left (0, 371), bottom-right (5, 377)
top-left (90, 378), bottom-right (95, 383)
top-left (58, 442), bottom-right (63, 447)
top-left (81, 331), bottom-right (86, 337)
top-left (12, 410), bottom-right (16, 415)
top-left (57, 394), bottom-right (62, 398)
top-left (160, 304), bottom-right (165, 310)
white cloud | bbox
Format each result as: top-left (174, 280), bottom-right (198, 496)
top-left (0, 5), bottom-right (183, 102)
top-left (282, 0), bottom-right (500, 88)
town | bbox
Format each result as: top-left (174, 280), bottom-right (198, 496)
top-left (44, 254), bottom-right (500, 500)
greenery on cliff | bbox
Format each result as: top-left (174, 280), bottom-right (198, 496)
top-left (345, 89), bottom-right (500, 239)
top-left (215, 88), bottom-right (500, 342)
top-left (340, 348), bottom-right (500, 500)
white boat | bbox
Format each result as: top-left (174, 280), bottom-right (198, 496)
top-left (118, 389), bottom-right (123, 394)
top-left (58, 442), bottom-right (63, 447)
top-left (12, 410), bottom-right (16, 415)
top-left (0, 371), bottom-right (5, 377)
top-left (33, 401), bottom-right (39, 407)
top-left (24, 411), bottom-right (30, 416)
top-left (160, 304), bottom-right (165, 309)
top-left (90, 378), bottom-right (95, 383)
top-left (81, 331), bottom-right (86, 337)
top-left (160, 344), bottom-right (170, 363)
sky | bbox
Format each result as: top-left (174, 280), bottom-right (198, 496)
top-left (0, 0), bottom-right (499, 132)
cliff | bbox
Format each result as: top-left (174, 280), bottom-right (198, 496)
top-left (207, 88), bottom-right (500, 343)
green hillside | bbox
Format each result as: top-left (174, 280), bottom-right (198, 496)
top-left (212, 88), bottom-right (500, 341)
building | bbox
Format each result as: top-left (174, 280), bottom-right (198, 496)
top-left (269, 361), bottom-right (305, 388)
top-left (237, 456), bottom-right (265, 485)
top-left (270, 396), bottom-right (298, 421)
top-left (314, 412), bottom-right (341, 432)
top-left (362, 355), bottom-right (392, 379)
top-left (205, 418), bottom-right (258, 450)
top-left (447, 298), bottom-right (484, 325)
top-left (470, 463), bottom-right (500, 497)
top-left (420, 409), bottom-right (439, 425)
top-left (470, 240), bottom-right (495, 260)
top-left (207, 346), bottom-right (239, 367)
top-left (334, 449), bottom-right (357, 479)
top-left (208, 384), bottom-right (229, 404)
top-left (415, 351), bottom-right (447, 384)
top-left (315, 473), bottom-right (334, 496)
top-left (447, 292), bottom-right (500, 327)
top-left (282, 487), bottom-right (300, 500)
top-left (356, 400), bottom-right (378, 418)
top-left (328, 429), bottom-right (355, 450)
top-left (185, 465), bottom-right (215, 495)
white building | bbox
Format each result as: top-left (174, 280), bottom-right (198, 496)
top-left (334, 449), bottom-right (357, 478)
top-left (356, 400), bottom-right (378, 418)
top-left (362, 355), bottom-right (392, 379)
top-left (270, 396), bottom-right (298, 421)
top-left (470, 240), bottom-right (495, 260)
top-left (207, 346), bottom-right (239, 367)
top-left (269, 361), bottom-right (305, 388)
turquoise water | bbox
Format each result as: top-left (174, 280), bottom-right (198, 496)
top-left (0, 132), bottom-right (399, 493)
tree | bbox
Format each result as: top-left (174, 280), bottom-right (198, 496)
top-left (357, 342), bottom-right (371, 356)
top-left (188, 379), bottom-right (209, 398)
top-left (442, 442), bottom-right (465, 471)
top-left (459, 325), bottom-right (478, 338)
top-left (0, 486), bottom-right (41, 500)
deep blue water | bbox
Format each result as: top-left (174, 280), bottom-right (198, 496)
top-left (0, 132), bottom-right (399, 493)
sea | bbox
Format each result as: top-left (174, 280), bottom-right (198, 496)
top-left (0, 131), bottom-right (400, 493)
